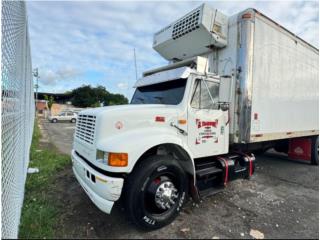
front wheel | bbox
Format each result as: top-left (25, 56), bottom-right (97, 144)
top-left (51, 118), bottom-right (57, 123)
top-left (124, 155), bottom-right (188, 230)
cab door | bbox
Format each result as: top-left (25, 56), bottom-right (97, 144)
top-left (187, 78), bottom-right (228, 158)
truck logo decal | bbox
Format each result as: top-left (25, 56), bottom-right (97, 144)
top-left (195, 119), bottom-right (218, 145)
top-left (196, 119), bottom-right (218, 128)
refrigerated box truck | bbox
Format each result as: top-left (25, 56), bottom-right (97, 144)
top-left (71, 4), bottom-right (319, 229)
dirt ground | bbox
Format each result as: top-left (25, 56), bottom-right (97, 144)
top-left (42, 119), bottom-right (319, 239)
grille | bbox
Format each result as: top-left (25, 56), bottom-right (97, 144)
top-left (75, 114), bottom-right (97, 144)
top-left (172, 9), bottom-right (200, 40)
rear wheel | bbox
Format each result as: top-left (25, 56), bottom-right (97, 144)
top-left (124, 155), bottom-right (188, 230)
top-left (71, 118), bottom-right (76, 123)
top-left (311, 136), bottom-right (319, 165)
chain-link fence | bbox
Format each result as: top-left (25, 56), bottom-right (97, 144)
top-left (1, 0), bottom-right (34, 238)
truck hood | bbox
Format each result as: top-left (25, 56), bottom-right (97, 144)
top-left (76, 104), bottom-right (180, 146)
top-left (79, 104), bottom-right (176, 116)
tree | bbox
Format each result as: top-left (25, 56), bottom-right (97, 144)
top-left (104, 93), bottom-right (128, 106)
top-left (44, 95), bottom-right (54, 111)
top-left (71, 85), bottom-right (128, 108)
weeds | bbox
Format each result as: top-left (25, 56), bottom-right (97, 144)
top-left (19, 119), bottom-right (70, 238)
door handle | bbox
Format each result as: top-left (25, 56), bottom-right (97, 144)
top-left (170, 122), bottom-right (187, 136)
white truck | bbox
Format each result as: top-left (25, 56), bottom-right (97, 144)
top-left (71, 4), bottom-right (319, 229)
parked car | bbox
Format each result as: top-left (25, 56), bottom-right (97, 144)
top-left (49, 111), bottom-right (77, 123)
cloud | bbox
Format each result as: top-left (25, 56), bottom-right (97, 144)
top-left (117, 82), bottom-right (129, 90)
top-left (27, 1), bottom-right (319, 97)
top-left (40, 67), bottom-right (82, 86)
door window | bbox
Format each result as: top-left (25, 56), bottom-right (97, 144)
top-left (190, 79), bottom-right (219, 109)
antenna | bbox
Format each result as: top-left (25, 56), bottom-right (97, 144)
top-left (133, 48), bottom-right (138, 81)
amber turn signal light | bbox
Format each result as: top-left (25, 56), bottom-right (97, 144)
top-left (178, 119), bottom-right (187, 125)
top-left (108, 153), bottom-right (128, 167)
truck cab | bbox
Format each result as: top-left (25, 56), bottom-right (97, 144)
top-left (71, 3), bottom-right (318, 230)
top-left (71, 64), bottom-right (254, 229)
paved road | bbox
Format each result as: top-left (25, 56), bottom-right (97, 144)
top-left (42, 119), bottom-right (75, 155)
top-left (43, 119), bottom-right (319, 239)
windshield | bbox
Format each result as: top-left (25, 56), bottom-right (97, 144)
top-left (131, 79), bottom-right (187, 105)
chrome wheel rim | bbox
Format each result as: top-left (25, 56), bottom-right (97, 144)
top-left (154, 181), bottom-right (178, 210)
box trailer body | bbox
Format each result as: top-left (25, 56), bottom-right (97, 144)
top-left (217, 9), bottom-right (318, 144)
top-left (71, 4), bottom-right (319, 230)
top-left (153, 7), bottom-right (319, 145)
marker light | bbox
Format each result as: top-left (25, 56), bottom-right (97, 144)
top-left (178, 119), bottom-right (187, 125)
top-left (155, 116), bottom-right (165, 122)
top-left (108, 153), bottom-right (128, 167)
top-left (242, 13), bottom-right (252, 19)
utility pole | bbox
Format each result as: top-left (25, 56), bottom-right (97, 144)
top-left (33, 68), bottom-right (39, 114)
top-left (133, 48), bottom-right (138, 81)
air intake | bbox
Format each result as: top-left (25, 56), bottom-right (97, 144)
top-left (75, 114), bottom-right (96, 144)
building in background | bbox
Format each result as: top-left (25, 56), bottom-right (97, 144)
top-left (36, 92), bottom-right (85, 116)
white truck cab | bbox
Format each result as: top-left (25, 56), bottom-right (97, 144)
top-left (72, 65), bottom-right (254, 229)
top-left (72, 4), bottom-right (318, 229)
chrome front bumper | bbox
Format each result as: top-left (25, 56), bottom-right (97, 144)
top-left (71, 150), bottom-right (124, 214)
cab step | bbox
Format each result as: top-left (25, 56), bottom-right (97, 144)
top-left (196, 166), bottom-right (223, 178)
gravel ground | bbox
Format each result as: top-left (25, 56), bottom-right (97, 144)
top-left (42, 118), bottom-right (319, 239)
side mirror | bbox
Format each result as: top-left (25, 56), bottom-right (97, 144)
top-left (218, 75), bottom-right (234, 111)
top-left (218, 75), bottom-right (234, 103)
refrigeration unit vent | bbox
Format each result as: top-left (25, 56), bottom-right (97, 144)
top-left (172, 9), bottom-right (201, 40)
top-left (153, 4), bottom-right (228, 61)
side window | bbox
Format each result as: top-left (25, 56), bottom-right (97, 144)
top-left (67, 112), bottom-right (73, 116)
top-left (191, 79), bottom-right (219, 109)
top-left (190, 80), bottom-right (200, 108)
top-left (205, 81), bottom-right (219, 108)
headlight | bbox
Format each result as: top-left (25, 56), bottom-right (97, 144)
top-left (96, 150), bottom-right (108, 165)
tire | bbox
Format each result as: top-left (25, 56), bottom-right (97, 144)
top-left (51, 118), bottom-right (57, 123)
top-left (311, 136), bottom-right (319, 165)
top-left (71, 118), bottom-right (76, 123)
top-left (124, 155), bottom-right (188, 230)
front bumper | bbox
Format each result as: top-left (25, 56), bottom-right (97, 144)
top-left (71, 150), bottom-right (124, 214)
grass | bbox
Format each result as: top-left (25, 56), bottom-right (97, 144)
top-left (19, 119), bottom-right (70, 239)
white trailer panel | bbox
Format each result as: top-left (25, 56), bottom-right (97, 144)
top-left (249, 13), bottom-right (319, 142)
top-left (149, 6), bottom-right (319, 144)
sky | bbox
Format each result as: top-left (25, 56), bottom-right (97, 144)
top-left (27, 0), bottom-right (319, 99)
